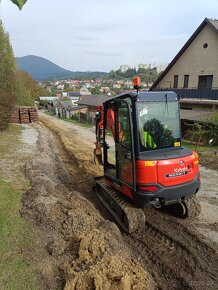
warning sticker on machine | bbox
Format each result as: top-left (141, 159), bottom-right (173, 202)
top-left (166, 171), bottom-right (188, 178)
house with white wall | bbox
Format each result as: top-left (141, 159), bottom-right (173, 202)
top-left (150, 18), bottom-right (218, 100)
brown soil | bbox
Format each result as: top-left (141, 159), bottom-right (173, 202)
top-left (199, 151), bottom-right (218, 170)
top-left (21, 112), bottom-right (218, 290)
top-left (21, 119), bottom-right (154, 289)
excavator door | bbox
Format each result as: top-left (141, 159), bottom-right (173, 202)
top-left (103, 97), bottom-right (136, 196)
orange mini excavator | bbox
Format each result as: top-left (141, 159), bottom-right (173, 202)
top-left (94, 77), bottom-right (201, 232)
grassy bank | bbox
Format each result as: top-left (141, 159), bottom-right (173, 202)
top-left (44, 110), bottom-right (55, 117)
top-left (0, 125), bottom-right (40, 289)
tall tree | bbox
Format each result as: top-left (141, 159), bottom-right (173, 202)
top-left (0, 1), bottom-right (27, 129)
top-left (0, 20), bottom-right (17, 130)
top-left (15, 70), bottom-right (49, 106)
top-left (0, 21), bottom-right (17, 91)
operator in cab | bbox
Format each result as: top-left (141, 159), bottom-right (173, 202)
top-left (140, 118), bottom-right (174, 150)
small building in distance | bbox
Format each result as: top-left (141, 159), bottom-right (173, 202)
top-left (150, 18), bottom-right (218, 100)
top-left (67, 92), bottom-right (81, 105)
top-left (76, 94), bottom-right (112, 123)
top-left (39, 96), bottom-right (59, 101)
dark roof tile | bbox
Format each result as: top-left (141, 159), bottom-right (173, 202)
top-left (68, 92), bottom-right (81, 97)
top-left (77, 95), bottom-right (112, 106)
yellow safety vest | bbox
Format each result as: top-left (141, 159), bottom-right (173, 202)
top-left (141, 130), bottom-right (157, 149)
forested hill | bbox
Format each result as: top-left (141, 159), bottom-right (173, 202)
top-left (16, 55), bottom-right (108, 81)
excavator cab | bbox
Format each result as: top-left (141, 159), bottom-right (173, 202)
top-left (95, 91), bottom-right (201, 233)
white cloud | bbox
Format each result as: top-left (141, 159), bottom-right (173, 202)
top-left (0, 0), bottom-right (218, 71)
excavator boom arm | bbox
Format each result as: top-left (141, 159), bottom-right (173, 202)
top-left (94, 104), bottom-right (116, 164)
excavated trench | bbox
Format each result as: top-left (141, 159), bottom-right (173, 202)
top-left (21, 122), bottom-right (154, 290)
top-left (21, 114), bottom-right (218, 289)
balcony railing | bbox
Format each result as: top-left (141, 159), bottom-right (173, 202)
top-left (151, 88), bottom-right (218, 100)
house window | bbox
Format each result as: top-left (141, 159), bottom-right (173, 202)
top-left (183, 75), bottom-right (189, 88)
top-left (173, 75), bottom-right (178, 88)
top-left (198, 75), bottom-right (213, 89)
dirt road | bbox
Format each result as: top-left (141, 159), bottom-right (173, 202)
top-left (21, 112), bottom-right (218, 289)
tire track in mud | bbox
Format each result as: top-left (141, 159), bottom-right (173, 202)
top-left (39, 116), bottom-right (218, 290)
top-left (38, 121), bottom-right (114, 224)
top-left (125, 213), bottom-right (218, 290)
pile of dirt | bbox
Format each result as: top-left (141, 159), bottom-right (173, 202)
top-left (64, 255), bottom-right (149, 290)
top-left (21, 125), bottom-right (154, 289)
top-left (62, 226), bottom-right (151, 289)
top-left (199, 150), bottom-right (218, 170)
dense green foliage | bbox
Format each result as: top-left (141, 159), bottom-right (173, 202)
top-left (184, 111), bottom-right (218, 147)
top-left (0, 21), bottom-right (48, 130)
top-left (208, 111), bottom-right (218, 144)
top-left (0, 20), bottom-right (17, 130)
top-left (15, 70), bottom-right (48, 106)
top-left (109, 67), bottom-right (158, 84)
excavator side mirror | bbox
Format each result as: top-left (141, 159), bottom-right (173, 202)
top-left (95, 111), bottom-right (101, 122)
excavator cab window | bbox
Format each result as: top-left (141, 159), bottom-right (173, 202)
top-left (117, 102), bottom-right (131, 149)
top-left (137, 100), bottom-right (180, 151)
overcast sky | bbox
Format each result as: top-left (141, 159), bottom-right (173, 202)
top-left (0, 0), bottom-right (217, 72)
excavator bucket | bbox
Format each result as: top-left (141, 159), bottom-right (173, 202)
top-left (94, 146), bottom-right (103, 165)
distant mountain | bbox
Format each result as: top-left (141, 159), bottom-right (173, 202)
top-left (15, 55), bottom-right (108, 81)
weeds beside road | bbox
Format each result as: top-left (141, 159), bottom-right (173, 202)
top-left (0, 125), bottom-right (40, 290)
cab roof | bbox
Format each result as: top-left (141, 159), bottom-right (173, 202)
top-left (103, 91), bottom-right (178, 105)
top-left (137, 91), bottom-right (178, 102)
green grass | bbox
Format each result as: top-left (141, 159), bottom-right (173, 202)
top-left (0, 124), bottom-right (40, 290)
top-left (44, 110), bottom-right (56, 116)
top-left (0, 180), bottom-right (39, 290)
top-left (0, 124), bottom-right (23, 156)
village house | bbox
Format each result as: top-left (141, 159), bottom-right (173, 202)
top-left (113, 83), bottom-right (122, 89)
top-left (39, 96), bottom-right (59, 101)
top-left (57, 83), bottom-right (65, 90)
top-left (55, 90), bottom-right (62, 98)
top-left (51, 100), bottom-right (73, 118)
top-left (150, 18), bottom-right (218, 100)
top-left (76, 94), bottom-right (112, 124)
top-left (67, 92), bottom-right (81, 105)
top-left (80, 87), bottom-right (92, 95)
top-left (100, 86), bottom-right (110, 94)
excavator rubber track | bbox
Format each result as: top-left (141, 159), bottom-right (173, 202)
top-left (95, 178), bottom-right (145, 233)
